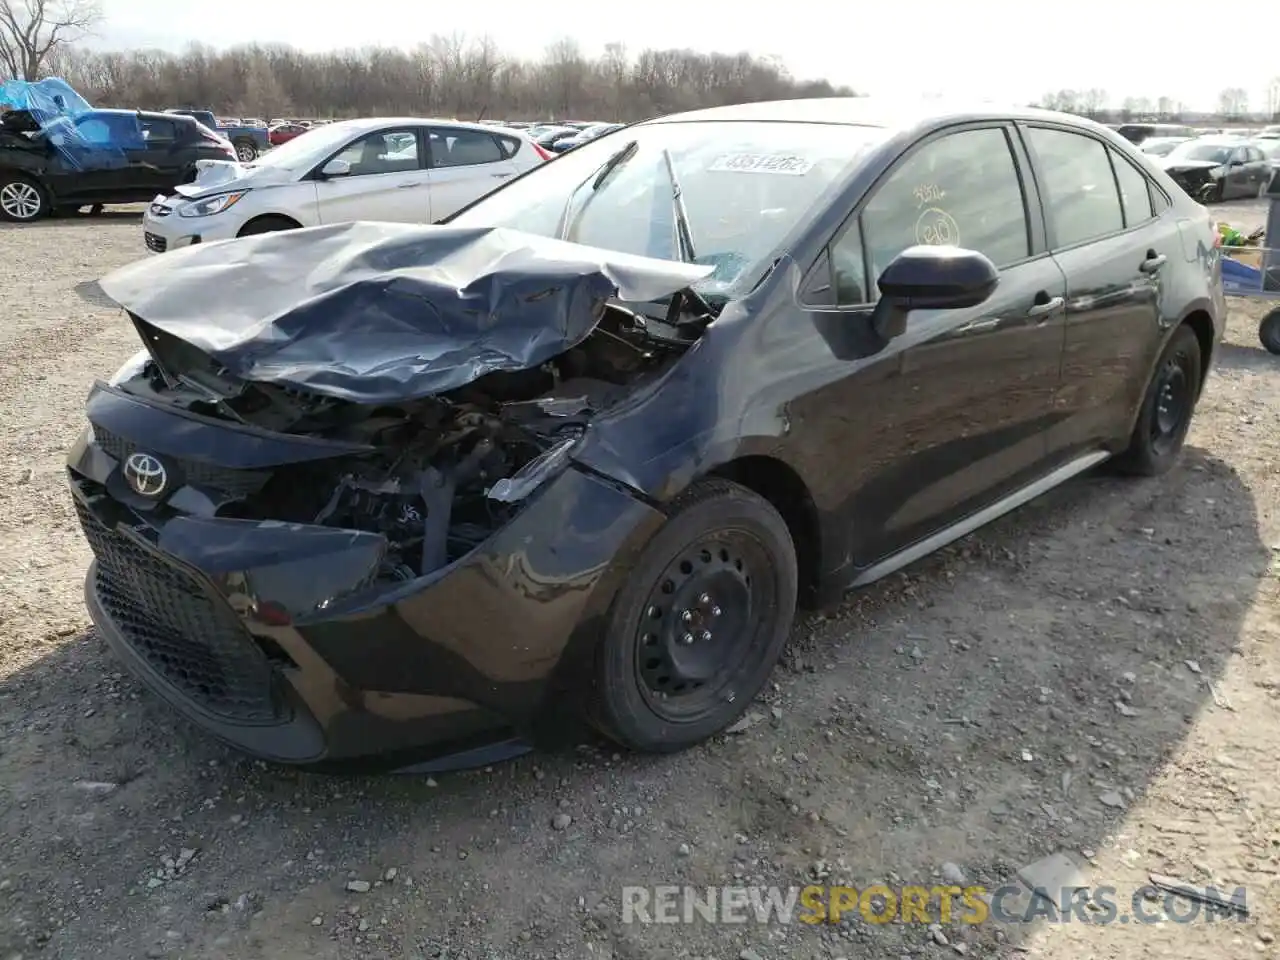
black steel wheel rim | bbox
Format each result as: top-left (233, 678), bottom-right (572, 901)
top-left (1150, 356), bottom-right (1189, 454)
top-left (633, 529), bottom-right (777, 722)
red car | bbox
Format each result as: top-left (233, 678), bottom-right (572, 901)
top-left (267, 122), bottom-right (308, 147)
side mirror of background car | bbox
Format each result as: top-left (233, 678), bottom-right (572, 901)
top-left (871, 245), bottom-right (999, 340)
top-left (320, 158), bottom-right (351, 178)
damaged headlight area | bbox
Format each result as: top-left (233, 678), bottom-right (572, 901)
top-left (178, 191), bottom-right (246, 217)
top-left (107, 301), bottom-right (673, 586)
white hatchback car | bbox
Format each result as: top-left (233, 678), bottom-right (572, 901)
top-left (141, 117), bottom-right (551, 252)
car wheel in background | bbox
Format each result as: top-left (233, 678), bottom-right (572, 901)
top-left (1113, 324), bottom-right (1202, 477)
top-left (0, 175), bottom-right (48, 222)
top-left (237, 215), bottom-right (300, 237)
top-left (1259, 307), bottom-right (1280, 355)
top-left (234, 139), bottom-right (258, 163)
top-left (589, 478), bottom-right (798, 753)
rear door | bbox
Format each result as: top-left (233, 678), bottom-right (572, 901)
top-left (138, 115), bottom-right (191, 194)
top-left (313, 126), bottom-right (430, 223)
top-left (424, 126), bottom-right (519, 222)
top-left (1020, 124), bottom-right (1175, 462)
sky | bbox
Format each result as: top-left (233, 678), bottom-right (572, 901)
top-left (88, 0), bottom-right (1272, 114)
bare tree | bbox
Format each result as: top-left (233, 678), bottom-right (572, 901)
top-left (47, 40), bottom-right (856, 122)
top-left (1266, 76), bottom-right (1280, 120)
top-left (1079, 88), bottom-right (1107, 117)
top-left (0, 0), bottom-right (100, 81)
top-left (1218, 87), bottom-right (1248, 118)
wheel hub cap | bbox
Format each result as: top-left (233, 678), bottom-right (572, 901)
top-left (635, 538), bottom-right (761, 715)
top-left (0, 183), bottom-right (40, 219)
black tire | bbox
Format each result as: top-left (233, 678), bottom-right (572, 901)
top-left (1260, 308), bottom-right (1280, 355)
top-left (0, 173), bottom-right (48, 222)
top-left (1113, 324), bottom-right (1202, 477)
top-left (237, 215), bottom-right (299, 237)
top-left (589, 478), bottom-right (798, 753)
top-left (233, 139), bottom-right (258, 163)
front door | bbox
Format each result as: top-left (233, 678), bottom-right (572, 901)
top-left (1020, 125), bottom-right (1176, 461)
top-left (424, 126), bottom-right (519, 222)
top-left (798, 124), bottom-right (1068, 565)
top-left (315, 127), bottom-right (430, 224)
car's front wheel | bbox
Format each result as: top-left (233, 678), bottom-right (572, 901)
top-left (589, 478), bottom-right (797, 753)
top-left (234, 139), bottom-right (258, 163)
top-left (1114, 324), bottom-right (1202, 476)
top-left (0, 174), bottom-right (48, 222)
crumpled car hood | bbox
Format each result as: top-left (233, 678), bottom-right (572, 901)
top-left (1160, 159), bottom-right (1221, 173)
top-left (97, 221), bottom-right (713, 403)
top-left (174, 159), bottom-right (294, 197)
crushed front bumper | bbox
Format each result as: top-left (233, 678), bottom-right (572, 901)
top-left (68, 398), bottom-right (665, 772)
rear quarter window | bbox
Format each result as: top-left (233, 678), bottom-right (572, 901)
top-left (496, 135), bottom-right (523, 159)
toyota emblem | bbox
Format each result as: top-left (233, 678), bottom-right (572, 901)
top-left (123, 452), bottom-right (168, 497)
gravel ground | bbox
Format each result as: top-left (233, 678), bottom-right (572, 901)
top-left (1, 202), bottom-right (1278, 960)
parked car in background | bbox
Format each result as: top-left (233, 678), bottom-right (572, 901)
top-left (551, 122), bottom-right (625, 152)
top-left (1115, 122), bottom-right (1196, 145)
top-left (1139, 136), bottom-right (1190, 158)
top-left (0, 108), bottom-right (236, 222)
top-left (1157, 137), bottom-right (1271, 201)
top-left (82, 98), bottom-right (1224, 770)
top-left (166, 109), bottom-right (270, 162)
top-left (268, 121), bottom-right (309, 147)
top-left (1257, 138), bottom-right (1280, 175)
top-left (140, 117), bottom-right (548, 251)
top-left (533, 127), bottom-right (581, 152)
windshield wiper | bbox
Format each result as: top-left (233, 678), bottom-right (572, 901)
top-left (658, 148), bottom-right (717, 324)
top-left (661, 148), bottom-right (698, 264)
top-left (554, 139), bottom-right (638, 241)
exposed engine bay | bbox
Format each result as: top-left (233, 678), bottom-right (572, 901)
top-left (113, 302), bottom-right (698, 581)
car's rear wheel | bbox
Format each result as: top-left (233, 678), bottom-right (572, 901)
top-left (1260, 308), bottom-right (1280, 354)
top-left (0, 174), bottom-right (48, 222)
top-left (1113, 324), bottom-right (1202, 477)
top-left (234, 139), bottom-right (258, 163)
top-left (589, 478), bottom-right (797, 753)
top-left (237, 215), bottom-right (299, 237)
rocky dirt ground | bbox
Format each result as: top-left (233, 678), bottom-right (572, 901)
top-left (0, 202), bottom-right (1277, 960)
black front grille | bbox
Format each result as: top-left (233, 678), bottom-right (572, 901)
top-left (93, 425), bottom-right (269, 499)
top-left (145, 232), bottom-right (167, 252)
top-left (74, 494), bottom-right (282, 723)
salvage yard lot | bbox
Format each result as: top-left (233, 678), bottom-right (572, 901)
top-left (0, 205), bottom-right (1277, 960)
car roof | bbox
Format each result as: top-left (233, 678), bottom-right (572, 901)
top-left (325, 116), bottom-right (519, 134)
top-left (1189, 136), bottom-right (1248, 145)
top-left (643, 96), bottom-right (1108, 133)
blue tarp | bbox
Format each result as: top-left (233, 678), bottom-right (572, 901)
top-left (0, 78), bottom-right (136, 172)
top-left (0, 77), bottom-right (91, 120)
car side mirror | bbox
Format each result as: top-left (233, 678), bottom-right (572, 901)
top-left (870, 245), bottom-right (999, 341)
top-left (320, 158), bottom-right (351, 178)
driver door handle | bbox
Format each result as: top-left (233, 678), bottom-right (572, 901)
top-left (396, 182), bottom-right (419, 189)
top-left (492, 172), bottom-right (514, 178)
top-left (1027, 295), bottom-right (1065, 318)
top-left (1140, 252), bottom-right (1167, 273)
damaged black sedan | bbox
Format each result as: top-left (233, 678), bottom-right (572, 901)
top-left (70, 99), bottom-right (1225, 772)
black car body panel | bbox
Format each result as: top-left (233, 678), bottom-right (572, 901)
top-left (69, 99), bottom-right (1227, 771)
top-left (0, 108), bottom-right (234, 207)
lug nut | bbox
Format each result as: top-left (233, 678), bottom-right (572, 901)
top-left (710, 605), bottom-right (722, 617)
top-left (699, 630), bottom-right (712, 642)
top-left (699, 593), bottom-right (711, 605)
top-left (681, 610), bottom-right (693, 623)
top-left (681, 632), bottom-right (694, 645)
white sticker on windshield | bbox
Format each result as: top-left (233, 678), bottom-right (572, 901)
top-left (707, 153), bottom-right (815, 175)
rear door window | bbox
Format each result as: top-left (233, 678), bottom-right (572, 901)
top-left (429, 128), bottom-right (505, 167)
top-left (1025, 127), bottom-right (1124, 248)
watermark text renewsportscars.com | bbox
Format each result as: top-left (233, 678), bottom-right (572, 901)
top-left (621, 884), bottom-right (1249, 926)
